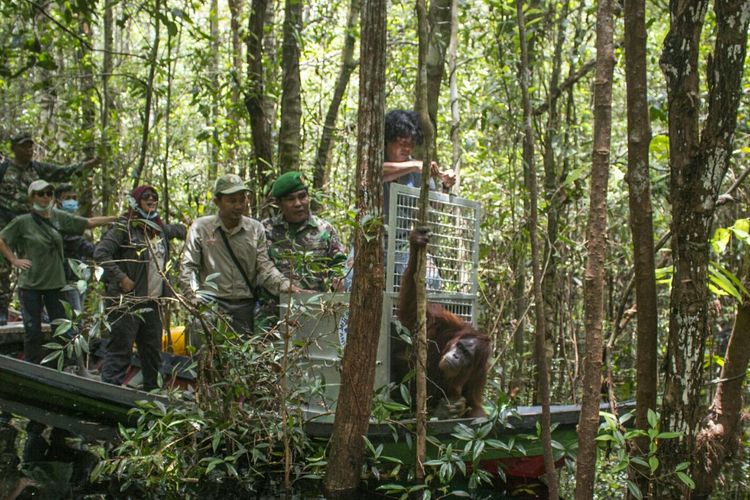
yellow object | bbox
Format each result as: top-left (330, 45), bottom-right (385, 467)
top-left (162, 326), bottom-right (187, 355)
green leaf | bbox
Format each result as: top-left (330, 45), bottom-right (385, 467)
top-left (708, 265), bottom-right (743, 300)
top-left (677, 471), bottom-right (695, 489)
top-left (647, 409), bottom-right (658, 429)
top-left (626, 479), bottom-right (643, 499)
top-left (648, 455), bottom-right (659, 472)
top-left (711, 227), bottom-right (731, 254)
top-left (657, 431), bottom-right (681, 439)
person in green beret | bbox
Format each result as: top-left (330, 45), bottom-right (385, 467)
top-left (258, 171), bottom-right (347, 323)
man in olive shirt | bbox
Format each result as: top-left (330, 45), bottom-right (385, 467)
top-left (180, 174), bottom-right (300, 335)
top-left (0, 132), bottom-right (99, 324)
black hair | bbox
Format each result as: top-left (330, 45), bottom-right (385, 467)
top-left (55, 183), bottom-right (74, 198)
top-left (384, 109), bottom-right (423, 146)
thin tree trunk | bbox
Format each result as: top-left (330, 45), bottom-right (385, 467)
top-left (228, 0), bottom-right (244, 169)
top-left (574, 0), bottom-right (614, 497)
top-left (132, 0), bottom-right (161, 190)
top-left (322, 0), bottom-right (386, 495)
top-left (447, 0), bottom-right (460, 186)
top-left (101, 0), bottom-right (115, 214)
top-left (78, 16), bottom-right (96, 216)
top-left (161, 21), bottom-right (180, 223)
top-left (516, 2), bottom-right (558, 497)
top-left (658, 0), bottom-right (750, 495)
top-left (414, 0), bottom-right (434, 482)
top-left (208, 0), bottom-right (220, 179)
top-left (694, 296), bottom-right (750, 496)
top-left (245, 0), bottom-right (274, 213)
top-left (278, 0), bottom-right (302, 173)
top-left (312, 0), bottom-right (360, 194)
top-left (424, 0), bottom-right (452, 153)
top-left (623, 0), bottom-right (657, 493)
top-left (541, 0), bottom-right (569, 365)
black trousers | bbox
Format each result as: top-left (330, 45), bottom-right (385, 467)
top-left (18, 288), bottom-right (67, 364)
top-left (102, 301), bottom-right (162, 391)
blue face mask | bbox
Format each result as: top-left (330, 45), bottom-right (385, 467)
top-left (61, 199), bottom-right (79, 213)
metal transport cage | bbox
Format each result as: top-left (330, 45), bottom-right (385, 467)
top-left (281, 184), bottom-right (481, 417)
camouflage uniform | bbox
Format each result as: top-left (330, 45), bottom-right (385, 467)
top-left (257, 213), bottom-right (346, 325)
top-left (262, 213), bottom-right (346, 290)
top-left (0, 158), bottom-right (84, 315)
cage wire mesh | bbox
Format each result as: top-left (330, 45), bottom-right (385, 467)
top-left (386, 184), bottom-right (481, 325)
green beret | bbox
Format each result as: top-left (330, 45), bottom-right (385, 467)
top-left (272, 171), bottom-right (307, 198)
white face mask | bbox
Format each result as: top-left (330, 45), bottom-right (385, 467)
top-left (31, 199), bottom-right (54, 213)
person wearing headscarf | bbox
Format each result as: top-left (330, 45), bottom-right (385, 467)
top-left (94, 185), bottom-right (186, 391)
top-left (0, 180), bottom-right (115, 364)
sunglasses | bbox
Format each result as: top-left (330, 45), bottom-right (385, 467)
top-left (34, 190), bottom-right (54, 198)
top-left (141, 192), bottom-right (158, 201)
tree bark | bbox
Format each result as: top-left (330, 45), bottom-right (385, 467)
top-left (414, 0), bottom-right (434, 482)
top-left (447, 0), bottom-right (460, 185)
top-left (312, 0), bottom-right (360, 194)
top-left (245, 0), bottom-right (274, 214)
top-left (228, 0), bottom-right (244, 168)
top-left (658, 0), bottom-right (750, 495)
top-left (541, 0), bottom-right (569, 374)
top-left (424, 0), bottom-right (452, 153)
top-left (278, 0), bottom-right (302, 173)
top-left (208, 0), bottom-right (220, 179)
top-left (694, 297), bottom-right (750, 496)
top-left (623, 0), bottom-right (657, 493)
top-left (322, 0), bottom-right (386, 496)
top-left (132, 0), bottom-right (161, 190)
top-left (516, 2), bottom-right (559, 498)
top-left (100, 0), bottom-right (115, 214)
top-left (77, 15), bottom-right (96, 216)
top-left (575, 0), bottom-right (614, 497)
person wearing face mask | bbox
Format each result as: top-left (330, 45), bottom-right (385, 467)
top-left (94, 185), bottom-right (187, 391)
top-left (0, 180), bottom-right (115, 364)
top-left (54, 184), bottom-right (97, 312)
top-left (0, 132), bottom-right (100, 326)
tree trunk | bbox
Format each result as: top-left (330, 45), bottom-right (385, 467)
top-left (424, 0), bottom-right (452, 154)
top-left (658, 0), bottom-right (750, 495)
top-left (77, 16), bottom-right (96, 216)
top-left (694, 296), bottom-right (750, 496)
top-left (100, 0), bottom-right (115, 214)
top-left (623, 0), bottom-right (657, 493)
top-left (447, 0), bottom-right (460, 185)
top-left (278, 0), bottom-right (302, 173)
top-left (228, 0), bottom-right (244, 169)
top-left (245, 0), bottom-right (274, 214)
top-left (414, 0), bottom-right (434, 481)
top-left (312, 0), bottom-right (360, 194)
top-left (208, 0), bottom-right (220, 179)
top-left (516, 2), bottom-right (559, 497)
top-left (574, 0), bottom-right (614, 497)
top-left (322, 0), bottom-right (386, 496)
top-left (541, 0), bottom-right (569, 370)
top-left (132, 0), bottom-right (161, 190)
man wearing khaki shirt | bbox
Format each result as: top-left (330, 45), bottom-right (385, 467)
top-left (180, 174), bottom-right (299, 334)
